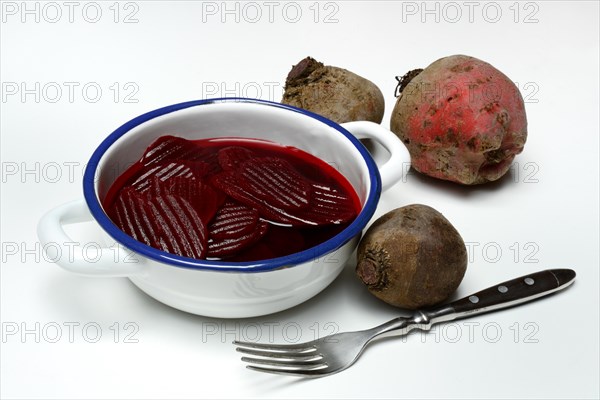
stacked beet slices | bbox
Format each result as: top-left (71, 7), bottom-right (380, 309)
top-left (104, 136), bottom-right (360, 262)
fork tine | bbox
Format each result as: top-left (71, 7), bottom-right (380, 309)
top-left (233, 340), bottom-right (316, 353)
top-left (245, 364), bottom-right (329, 378)
top-left (236, 347), bottom-right (321, 361)
top-left (241, 356), bottom-right (325, 368)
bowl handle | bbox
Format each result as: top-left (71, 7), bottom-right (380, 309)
top-left (37, 200), bottom-right (146, 277)
top-left (341, 121), bottom-right (410, 192)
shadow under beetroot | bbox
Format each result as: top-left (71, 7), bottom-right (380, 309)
top-left (407, 166), bottom-right (519, 197)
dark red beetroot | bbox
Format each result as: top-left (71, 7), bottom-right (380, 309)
top-left (109, 188), bottom-right (158, 247)
top-left (145, 175), bottom-right (225, 226)
top-left (109, 188), bottom-right (208, 259)
top-left (143, 136), bottom-right (209, 164)
top-left (130, 161), bottom-right (210, 193)
top-left (210, 171), bottom-right (355, 226)
top-left (142, 135), bottom-right (220, 173)
top-left (208, 201), bottom-right (259, 240)
top-left (207, 220), bottom-right (269, 258)
top-left (217, 146), bottom-right (257, 171)
top-left (238, 157), bottom-right (312, 210)
top-left (211, 156), bottom-right (314, 215)
top-left (104, 136), bottom-right (360, 261)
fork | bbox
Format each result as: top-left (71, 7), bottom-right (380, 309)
top-left (234, 269), bottom-right (575, 377)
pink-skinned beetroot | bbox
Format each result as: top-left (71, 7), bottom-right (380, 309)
top-left (391, 55), bottom-right (527, 185)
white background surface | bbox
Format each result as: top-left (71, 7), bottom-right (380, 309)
top-left (1, 1), bottom-right (599, 399)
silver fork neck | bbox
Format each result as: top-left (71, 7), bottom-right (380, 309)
top-left (367, 306), bottom-right (457, 339)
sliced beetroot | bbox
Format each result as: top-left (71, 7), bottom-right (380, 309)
top-left (218, 146), bottom-right (256, 171)
top-left (197, 151), bottom-right (221, 176)
top-left (130, 161), bottom-right (210, 193)
top-left (142, 136), bottom-right (221, 174)
top-left (300, 183), bottom-right (357, 224)
top-left (142, 136), bottom-right (204, 165)
top-left (207, 220), bottom-right (269, 258)
top-left (147, 194), bottom-right (208, 259)
top-left (208, 201), bottom-right (259, 239)
top-left (108, 189), bottom-right (208, 258)
top-left (238, 157), bottom-right (312, 210)
top-left (210, 171), bottom-right (282, 221)
top-left (164, 176), bottom-right (225, 224)
top-left (273, 187), bottom-right (356, 226)
top-left (108, 187), bottom-right (160, 247)
top-left (211, 172), bottom-right (356, 226)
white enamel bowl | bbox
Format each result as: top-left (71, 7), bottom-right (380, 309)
top-left (37, 98), bottom-right (409, 318)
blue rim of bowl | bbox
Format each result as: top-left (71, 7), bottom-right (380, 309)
top-left (83, 98), bottom-right (382, 272)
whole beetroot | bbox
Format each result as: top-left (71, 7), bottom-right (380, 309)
top-left (391, 55), bottom-right (527, 185)
top-left (282, 57), bottom-right (385, 124)
top-left (356, 204), bottom-right (467, 309)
